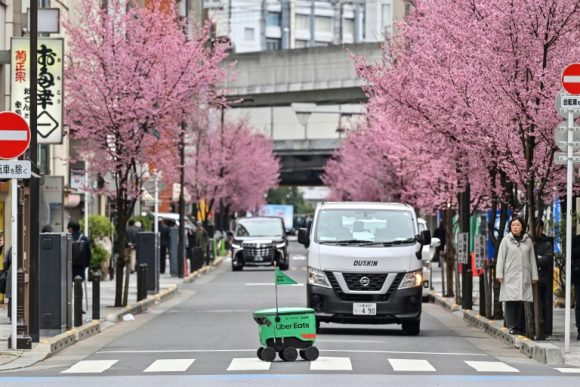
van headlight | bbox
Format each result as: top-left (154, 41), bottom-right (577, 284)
top-left (231, 240), bottom-right (242, 249)
top-left (275, 241), bottom-right (286, 248)
top-left (307, 266), bottom-right (331, 288)
top-left (398, 269), bottom-right (423, 289)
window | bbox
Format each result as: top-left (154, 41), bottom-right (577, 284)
top-left (315, 16), bottom-right (333, 33)
top-left (267, 12), bottom-right (282, 27)
top-left (382, 3), bottom-right (392, 35)
top-left (295, 14), bottom-right (310, 30)
top-left (343, 18), bottom-right (355, 35)
top-left (266, 38), bottom-right (282, 50)
top-left (314, 41), bottom-right (329, 47)
top-left (295, 39), bottom-right (309, 48)
top-left (244, 27), bottom-right (255, 41)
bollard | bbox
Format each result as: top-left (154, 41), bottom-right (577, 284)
top-left (74, 276), bottom-right (83, 327)
top-left (92, 272), bottom-right (101, 321)
top-left (137, 263), bottom-right (148, 301)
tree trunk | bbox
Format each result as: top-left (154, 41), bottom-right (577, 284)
top-left (114, 196), bottom-right (127, 307)
top-left (444, 207), bottom-right (455, 297)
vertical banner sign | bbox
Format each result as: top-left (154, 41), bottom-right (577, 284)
top-left (10, 38), bottom-right (64, 144)
top-left (474, 235), bottom-right (485, 270)
top-left (457, 232), bottom-right (468, 264)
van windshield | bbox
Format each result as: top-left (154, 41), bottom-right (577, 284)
top-left (235, 218), bottom-right (284, 237)
top-left (314, 209), bottom-right (416, 244)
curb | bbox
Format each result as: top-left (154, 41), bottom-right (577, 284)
top-left (0, 259), bottom-right (226, 370)
top-left (431, 292), bottom-right (564, 365)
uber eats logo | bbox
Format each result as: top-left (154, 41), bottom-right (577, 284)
top-left (276, 322), bottom-right (310, 330)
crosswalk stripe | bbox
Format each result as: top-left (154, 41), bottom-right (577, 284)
top-left (61, 360), bottom-right (118, 374)
top-left (310, 357), bottom-right (352, 371)
top-left (555, 368), bottom-right (580, 374)
top-left (143, 359), bottom-right (195, 373)
top-left (388, 359), bottom-right (436, 372)
top-left (227, 358), bottom-right (271, 371)
top-left (465, 361), bottom-right (519, 373)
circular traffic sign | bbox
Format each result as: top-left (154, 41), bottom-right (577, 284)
top-left (562, 64), bottom-right (580, 95)
top-left (0, 111), bottom-right (31, 159)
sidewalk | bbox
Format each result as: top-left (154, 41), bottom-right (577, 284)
top-left (0, 257), bottom-right (223, 371)
top-left (429, 263), bottom-right (580, 366)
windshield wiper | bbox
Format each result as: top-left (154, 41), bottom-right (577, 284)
top-left (333, 239), bottom-right (376, 245)
top-left (365, 238), bottom-right (416, 246)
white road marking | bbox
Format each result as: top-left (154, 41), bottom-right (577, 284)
top-left (465, 361), bottom-right (519, 373)
top-left (0, 130), bottom-right (27, 141)
top-left (143, 359), bottom-right (195, 373)
top-left (245, 283), bottom-right (304, 286)
top-left (292, 256), bottom-right (306, 261)
top-left (317, 339), bottom-right (385, 343)
top-left (203, 309), bottom-right (251, 313)
top-left (310, 357), bottom-right (352, 371)
top-left (555, 368), bottom-right (580, 374)
top-left (388, 359), bottom-right (436, 372)
top-left (96, 348), bottom-right (486, 356)
top-left (61, 360), bottom-right (118, 374)
top-left (227, 358), bottom-right (271, 371)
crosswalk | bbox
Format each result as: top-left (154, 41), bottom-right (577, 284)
top-left (59, 357), bottom-right (580, 375)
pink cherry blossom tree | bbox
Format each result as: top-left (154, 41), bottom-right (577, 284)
top-left (65, 0), bottom-right (229, 306)
top-left (184, 119), bottom-right (280, 223)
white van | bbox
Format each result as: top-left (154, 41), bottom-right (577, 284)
top-left (298, 202), bottom-right (432, 335)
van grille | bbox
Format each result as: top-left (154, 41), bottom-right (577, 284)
top-left (342, 273), bottom-right (387, 291)
top-left (326, 272), bottom-right (405, 302)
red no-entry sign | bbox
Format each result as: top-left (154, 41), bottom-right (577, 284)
top-left (562, 64), bottom-right (580, 95)
top-left (0, 111), bottom-right (31, 160)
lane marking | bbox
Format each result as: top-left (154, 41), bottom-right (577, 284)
top-left (227, 358), bottom-right (271, 371)
top-left (245, 283), bottom-right (304, 287)
top-left (202, 309), bottom-right (251, 313)
top-left (143, 359), bottom-right (195, 373)
top-left (292, 256), bottom-right (306, 261)
top-left (389, 359), bottom-right (436, 372)
top-left (96, 349), bottom-right (487, 356)
top-left (465, 361), bottom-right (519, 373)
top-left (555, 368), bottom-right (580, 374)
top-left (317, 339), bottom-right (385, 343)
top-left (310, 357), bottom-right (352, 371)
top-left (61, 360), bottom-right (118, 374)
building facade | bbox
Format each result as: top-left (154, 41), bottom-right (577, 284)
top-left (204, 0), bottom-right (407, 53)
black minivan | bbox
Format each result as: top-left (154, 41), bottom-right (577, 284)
top-left (231, 217), bottom-right (290, 271)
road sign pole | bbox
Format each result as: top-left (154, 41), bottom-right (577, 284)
top-left (10, 178), bottom-right (17, 350)
top-left (565, 110), bottom-right (574, 353)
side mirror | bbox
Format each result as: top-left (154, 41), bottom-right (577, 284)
top-left (298, 228), bottom-right (310, 248)
top-left (430, 237), bottom-right (441, 248)
top-left (416, 230), bottom-right (432, 246)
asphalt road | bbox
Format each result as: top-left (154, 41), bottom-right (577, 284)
top-left (1, 241), bottom-right (580, 386)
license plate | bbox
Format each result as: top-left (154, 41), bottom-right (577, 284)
top-left (353, 303), bottom-right (376, 315)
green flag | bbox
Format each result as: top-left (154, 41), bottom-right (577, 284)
top-left (275, 267), bottom-right (298, 285)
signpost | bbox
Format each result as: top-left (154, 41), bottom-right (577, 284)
top-left (556, 64), bottom-right (580, 353)
top-left (0, 111), bottom-right (31, 350)
top-left (457, 232), bottom-right (469, 264)
top-left (474, 235), bottom-right (486, 270)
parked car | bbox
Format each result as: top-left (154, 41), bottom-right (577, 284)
top-left (231, 217), bottom-right (290, 271)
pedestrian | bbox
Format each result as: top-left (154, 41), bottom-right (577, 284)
top-left (194, 221), bottom-right (209, 266)
top-left (433, 221), bottom-right (446, 266)
top-left (126, 220), bottom-right (139, 273)
top-left (159, 219), bottom-right (170, 274)
top-left (41, 224), bottom-right (53, 233)
top-left (68, 221), bottom-right (91, 281)
top-left (496, 216), bottom-right (539, 335)
top-left (535, 220), bottom-right (554, 336)
top-left (570, 233), bottom-right (580, 340)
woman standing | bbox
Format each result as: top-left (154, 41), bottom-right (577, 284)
top-left (496, 216), bottom-right (539, 335)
